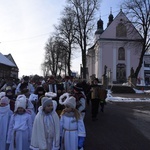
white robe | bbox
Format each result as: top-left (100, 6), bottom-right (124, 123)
top-left (0, 105), bottom-right (12, 150)
top-left (7, 112), bottom-right (32, 150)
top-left (78, 97), bottom-right (86, 119)
top-left (60, 114), bottom-right (86, 150)
top-left (30, 100), bottom-right (60, 150)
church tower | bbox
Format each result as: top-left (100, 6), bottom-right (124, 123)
top-left (107, 7), bottom-right (114, 27)
top-left (95, 17), bottom-right (104, 40)
top-left (95, 18), bottom-right (104, 34)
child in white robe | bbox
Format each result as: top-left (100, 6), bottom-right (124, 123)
top-left (0, 96), bottom-right (13, 150)
top-left (6, 99), bottom-right (32, 150)
top-left (59, 95), bottom-right (86, 150)
top-left (16, 94), bottom-right (36, 123)
top-left (30, 96), bottom-right (60, 150)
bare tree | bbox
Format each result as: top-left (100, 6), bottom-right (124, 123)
top-left (55, 6), bottom-right (76, 76)
top-left (43, 36), bottom-right (68, 76)
top-left (67, 0), bottom-right (100, 79)
top-left (41, 63), bottom-right (48, 77)
top-left (123, 0), bottom-right (150, 79)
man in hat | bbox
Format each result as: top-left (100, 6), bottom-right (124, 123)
top-left (5, 86), bottom-right (16, 111)
top-left (90, 78), bottom-right (107, 121)
top-left (48, 76), bottom-right (64, 99)
top-left (15, 76), bottom-right (35, 96)
top-left (63, 76), bottom-right (73, 93)
top-left (48, 76), bottom-right (57, 93)
top-left (47, 76), bottom-right (65, 114)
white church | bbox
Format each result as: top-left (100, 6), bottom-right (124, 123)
top-left (86, 9), bottom-right (148, 84)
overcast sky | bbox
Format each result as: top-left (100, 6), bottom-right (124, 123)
top-left (0, 0), bottom-right (123, 78)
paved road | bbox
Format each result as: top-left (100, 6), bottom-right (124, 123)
top-left (84, 100), bottom-right (150, 150)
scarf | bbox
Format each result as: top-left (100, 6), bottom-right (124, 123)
top-left (0, 105), bottom-right (10, 114)
top-left (64, 112), bottom-right (75, 117)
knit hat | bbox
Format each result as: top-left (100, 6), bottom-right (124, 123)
top-left (0, 96), bottom-right (10, 105)
top-left (15, 95), bottom-right (27, 111)
top-left (41, 97), bottom-right (53, 108)
top-left (59, 93), bottom-right (76, 109)
top-left (65, 96), bottom-right (76, 108)
top-left (16, 95), bottom-right (27, 102)
top-left (0, 92), bottom-right (6, 99)
top-left (14, 100), bottom-right (26, 112)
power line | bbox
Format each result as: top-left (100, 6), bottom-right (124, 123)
top-left (1, 9), bottom-right (120, 44)
top-left (1, 32), bottom-right (51, 43)
top-left (102, 10), bottom-right (120, 18)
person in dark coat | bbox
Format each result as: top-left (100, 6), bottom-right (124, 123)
top-left (5, 86), bottom-right (16, 111)
top-left (90, 78), bottom-right (103, 121)
top-left (99, 86), bottom-right (107, 112)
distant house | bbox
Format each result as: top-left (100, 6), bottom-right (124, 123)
top-left (87, 9), bottom-right (145, 84)
top-left (0, 52), bottom-right (19, 79)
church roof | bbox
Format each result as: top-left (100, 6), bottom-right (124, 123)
top-left (99, 10), bottom-right (143, 40)
top-left (5, 53), bottom-right (18, 68)
top-left (0, 52), bottom-right (16, 67)
top-left (90, 9), bottom-right (143, 50)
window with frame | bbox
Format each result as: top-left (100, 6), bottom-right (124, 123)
top-left (116, 22), bottom-right (127, 37)
top-left (118, 47), bottom-right (125, 60)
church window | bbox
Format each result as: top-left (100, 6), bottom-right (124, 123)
top-left (118, 47), bottom-right (125, 60)
top-left (116, 23), bottom-right (127, 37)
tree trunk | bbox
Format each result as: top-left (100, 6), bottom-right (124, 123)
top-left (82, 50), bottom-right (87, 79)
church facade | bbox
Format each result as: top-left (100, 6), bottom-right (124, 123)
top-left (87, 9), bottom-right (145, 84)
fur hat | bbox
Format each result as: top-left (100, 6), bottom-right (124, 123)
top-left (0, 92), bottom-right (6, 99)
top-left (41, 97), bottom-right (53, 108)
top-left (59, 93), bottom-right (76, 109)
top-left (0, 96), bottom-right (10, 105)
top-left (45, 92), bottom-right (57, 99)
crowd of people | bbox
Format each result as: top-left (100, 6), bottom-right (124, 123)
top-left (0, 75), bottom-right (107, 150)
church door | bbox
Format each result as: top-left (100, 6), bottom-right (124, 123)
top-left (116, 64), bottom-right (126, 83)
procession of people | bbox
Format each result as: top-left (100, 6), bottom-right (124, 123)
top-left (0, 75), bottom-right (107, 150)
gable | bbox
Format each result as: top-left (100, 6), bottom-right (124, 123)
top-left (0, 52), bottom-right (16, 67)
top-left (100, 10), bottom-right (143, 41)
top-left (5, 53), bottom-right (18, 68)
